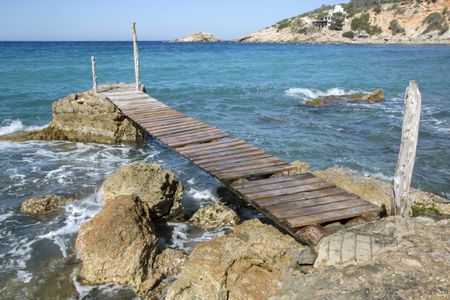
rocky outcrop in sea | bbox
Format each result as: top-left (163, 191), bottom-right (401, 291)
top-left (175, 32), bottom-right (222, 43)
top-left (0, 91), bottom-right (147, 144)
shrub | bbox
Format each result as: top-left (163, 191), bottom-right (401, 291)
top-left (330, 12), bottom-right (346, 30)
top-left (389, 19), bottom-right (406, 35)
top-left (276, 18), bottom-right (293, 32)
top-left (411, 202), bottom-right (440, 217)
top-left (395, 7), bottom-right (406, 15)
top-left (342, 31), bottom-right (355, 39)
top-left (374, 4), bottom-right (382, 14)
top-left (351, 13), bottom-right (383, 35)
top-left (423, 12), bottom-right (447, 34)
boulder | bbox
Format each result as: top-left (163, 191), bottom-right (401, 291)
top-left (175, 32), bottom-right (221, 42)
top-left (313, 167), bottom-right (449, 215)
top-left (165, 219), bottom-right (313, 300)
top-left (305, 89), bottom-right (385, 106)
top-left (21, 194), bottom-right (71, 215)
top-left (272, 217), bottom-right (450, 299)
top-left (103, 163), bottom-right (184, 221)
top-left (0, 91), bottom-right (147, 144)
top-left (189, 203), bottom-right (240, 229)
top-left (138, 248), bottom-right (188, 297)
top-left (75, 195), bottom-right (158, 288)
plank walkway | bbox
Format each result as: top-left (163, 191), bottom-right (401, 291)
top-left (100, 85), bottom-right (381, 240)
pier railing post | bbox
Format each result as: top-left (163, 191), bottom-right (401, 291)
top-left (132, 22), bottom-right (141, 91)
top-left (91, 56), bottom-right (98, 93)
top-left (392, 80), bottom-right (421, 216)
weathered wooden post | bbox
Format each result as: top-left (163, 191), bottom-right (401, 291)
top-left (91, 56), bottom-right (98, 93)
top-left (132, 22), bottom-right (141, 91)
top-left (392, 80), bottom-right (422, 216)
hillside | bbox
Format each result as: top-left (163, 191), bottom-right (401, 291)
top-left (235, 0), bottom-right (450, 44)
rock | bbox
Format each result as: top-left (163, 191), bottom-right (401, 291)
top-left (313, 167), bottom-right (449, 215)
top-left (0, 91), bottom-right (147, 144)
top-left (103, 163), bottom-right (184, 221)
top-left (75, 195), bottom-right (158, 288)
top-left (272, 216), bottom-right (450, 299)
top-left (271, 160), bottom-right (311, 177)
top-left (165, 219), bottom-right (312, 300)
top-left (175, 32), bottom-right (221, 43)
top-left (21, 194), bottom-right (71, 215)
top-left (189, 203), bottom-right (240, 229)
top-left (138, 248), bottom-right (188, 297)
top-left (304, 89), bottom-right (385, 106)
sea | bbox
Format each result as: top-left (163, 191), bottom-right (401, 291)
top-left (0, 41), bottom-right (449, 299)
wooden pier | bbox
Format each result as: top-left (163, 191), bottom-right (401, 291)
top-left (100, 84), bottom-right (381, 241)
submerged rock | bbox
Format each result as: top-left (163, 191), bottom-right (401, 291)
top-left (0, 91), bottom-right (147, 144)
top-left (305, 89), bottom-right (385, 106)
top-left (102, 163), bottom-right (184, 221)
top-left (21, 194), bottom-right (71, 215)
top-left (75, 195), bottom-right (159, 289)
top-left (175, 32), bottom-right (221, 42)
top-left (165, 219), bottom-right (312, 300)
top-left (189, 203), bottom-right (240, 229)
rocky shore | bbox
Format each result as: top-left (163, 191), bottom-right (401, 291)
top-left (69, 159), bottom-right (449, 299)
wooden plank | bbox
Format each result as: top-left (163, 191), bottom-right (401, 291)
top-left (157, 127), bottom-right (219, 138)
top-left (146, 121), bottom-right (205, 132)
top-left (245, 181), bottom-right (336, 201)
top-left (177, 138), bottom-right (244, 153)
top-left (238, 177), bottom-right (323, 195)
top-left (272, 198), bottom-right (363, 220)
top-left (210, 160), bottom-right (288, 175)
top-left (151, 124), bottom-right (209, 135)
top-left (184, 143), bottom-right (257, 158)
top-left (161, 128), bottom-right (225, 142)
top-left (138, 115), bottom-right (190, 124)
top-left (131, 112), bottom-right (184, 120)
top-left (199, 154), bottom-right (277, 169)
top-left (168, 133), bottom-right (230, 148)
top-left (194, 150), bottom-right (265, 165)
top-left (218, 165), bottom-right (295, 181)
top-left (255, 187), bottom-right (347, 208)
top-left (190, 147), bottom-right (261, 161)
top-left (154, 125), bottom-right (211, 136)
top-left (231, 173), bottom-right (314, 189)
top-left (286, 205), bottom-right (381, 228)
top-left (141, 117), bottom-right (196, 127)
top-left (266, 193), bottom-right (358, 213)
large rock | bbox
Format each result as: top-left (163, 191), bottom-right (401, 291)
top-left (305, 89), bottom-right (385, 106)
top-left (189, 203), bottom-right (240, 229)
top-left (0, 91), bottom-right (147, 144)
top-left (103, 163), bottom-right (184, 221)
top-left (273, 217), bottom-right (450, 299)
top-left (313, 167), bottom-right (449, 215)
top-left (21, 194), bottom-right (71, 215)
top-left (175, 32), bottom-right (221, 42)
top-left (75, 195), bottom-right (159, 288)
top-left (165, 219), bottom-right (313, 300)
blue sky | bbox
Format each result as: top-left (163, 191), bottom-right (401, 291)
top-left (0, 0), bottom-right (346, 41)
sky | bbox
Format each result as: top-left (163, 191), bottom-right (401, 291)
top-left (0, 0), bottom-right (346, 41)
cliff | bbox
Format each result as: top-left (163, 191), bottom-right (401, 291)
top-left (235, 0), bottom-right (450, 44)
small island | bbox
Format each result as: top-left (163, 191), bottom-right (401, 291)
top-left (175, 32), bottom-right (222, 43)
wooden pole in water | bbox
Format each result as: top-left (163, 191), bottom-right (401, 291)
top-left (91, 56), bottom-right (98, 93)
top-left (392, 80), bottom-right (421, 216)
top-left (132, 22), bottom-right (141, 91)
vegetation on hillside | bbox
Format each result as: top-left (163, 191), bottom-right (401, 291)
top-left (330, 12), bottom-right (346, 30)
top-left (423, 11), bottom-right (449, 35)
top-left (389, 19), bottom-right (406, 35)
top-left (351, 13), bottom-right (383, 35)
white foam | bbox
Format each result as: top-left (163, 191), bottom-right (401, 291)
top-left (0, 120), bottom-right (46, 135)
top-left (186, 187), bottom-right (217, 202)
top-left (169, 223), bottom-right (229, 252)
top-left (16, 270), bottom-right (33, 283)
top-left (285, 87), bottom-right (361, 100)
top-left (0, 211), bottom-right (14, 222)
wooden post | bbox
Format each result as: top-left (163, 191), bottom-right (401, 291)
top-left (132, 22), bottom-right (141, 91)
top-left (91, 56), bottom-right (98, 93)
top-left (392, 80), bottom-right (422, 216)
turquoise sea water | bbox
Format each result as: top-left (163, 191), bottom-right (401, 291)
top-left (0, 42), bottom-right (449, 298)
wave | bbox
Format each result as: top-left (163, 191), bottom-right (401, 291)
top-left (0, 120), bottom-right (46, 135)
top-left (285, 87), bottom-right (361, 100)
